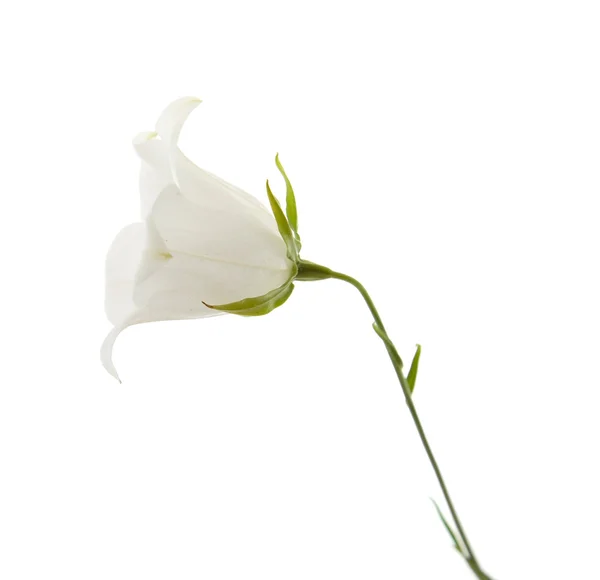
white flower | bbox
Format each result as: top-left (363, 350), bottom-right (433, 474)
top-left (101, 97), bottom-right (297, 382)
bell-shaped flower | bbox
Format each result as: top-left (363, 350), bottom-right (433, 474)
top-left (102, 97), bottom-right (300, 382)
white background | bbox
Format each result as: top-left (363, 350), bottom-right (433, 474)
top-left (1, 1), bottom-right (599, 578)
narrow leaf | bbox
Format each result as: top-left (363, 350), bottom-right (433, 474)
top-left (406, 344), bottom-right (422, 394)
top-left (431, 499), bottom-right (463, 555)
top-left (275, 153), bottom-right (299, 239)
top-left (266, 180), bottom-right (298, 262)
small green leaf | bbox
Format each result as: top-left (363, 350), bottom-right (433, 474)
top-left (203, 277), bottom-right (296, 317)
top-left (275, 154), bottom-right (300, 242)
top-left (372, 322), bottom-right (390, 344)
top-left (431, 499), bottom-right (464, 555)
top-left (372, 323), bottom-right (404, 368)
top-left (266, 180), bottom-right (298, 262)
top-left (406, 344), bottom-right (422, 394)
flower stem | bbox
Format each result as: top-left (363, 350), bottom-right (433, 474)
top-left (300, 261), bottom-right (494, 579)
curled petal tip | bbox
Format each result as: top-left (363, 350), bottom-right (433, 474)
top-left (156, 97), bottom-right (203, 146)
top-left (101, 326), bottom-right (124, 383)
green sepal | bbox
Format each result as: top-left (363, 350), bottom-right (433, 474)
top-left (266, 180), bottom-right (299, 262)
top-left (234, 282), bottom-right (295, 316)
top-left (406, 344), bottom-right (422, 394)
top-left (203, 266), bottom-right (298, 317)
top-left (431, 499), bottom-right (464, 555)
top-left (275, 154), bottom-right (300, 247)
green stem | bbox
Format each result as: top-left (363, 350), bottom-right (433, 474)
top-left (298, 261), bottom-right (494, 579)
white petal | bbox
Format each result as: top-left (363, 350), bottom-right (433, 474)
top-left (102, 297), bottom-right (222, 383)
top-left (155, 97), bottom-right (202, 148)
top-left (133, 131), bottom-right (161, 164)
top-left (173, 151), bottom-right (278, 231)
top-left (133, 132), bottom-right (173, 219)
top-left (105, 219), bottom-right (177, 326)
top-left (154, 97), bottom-right (278, 231)
top-left (100, 322), bottom-right (129, 383)
top-left (103, 215), bottom-right (224, 382)
top-left (134, 251), bottom-right (292, 312)
top-left (104, 223), bottom-right (147, 325)
top-left (135, 218), bottom-right (173, 284)
top-left (151, 185), bottom-right (291, 272)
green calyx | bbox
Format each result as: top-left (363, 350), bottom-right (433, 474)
top-left (205, 155), bottom-right (333, 317)
top-left (296, 260), bottom-right (334, 281)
